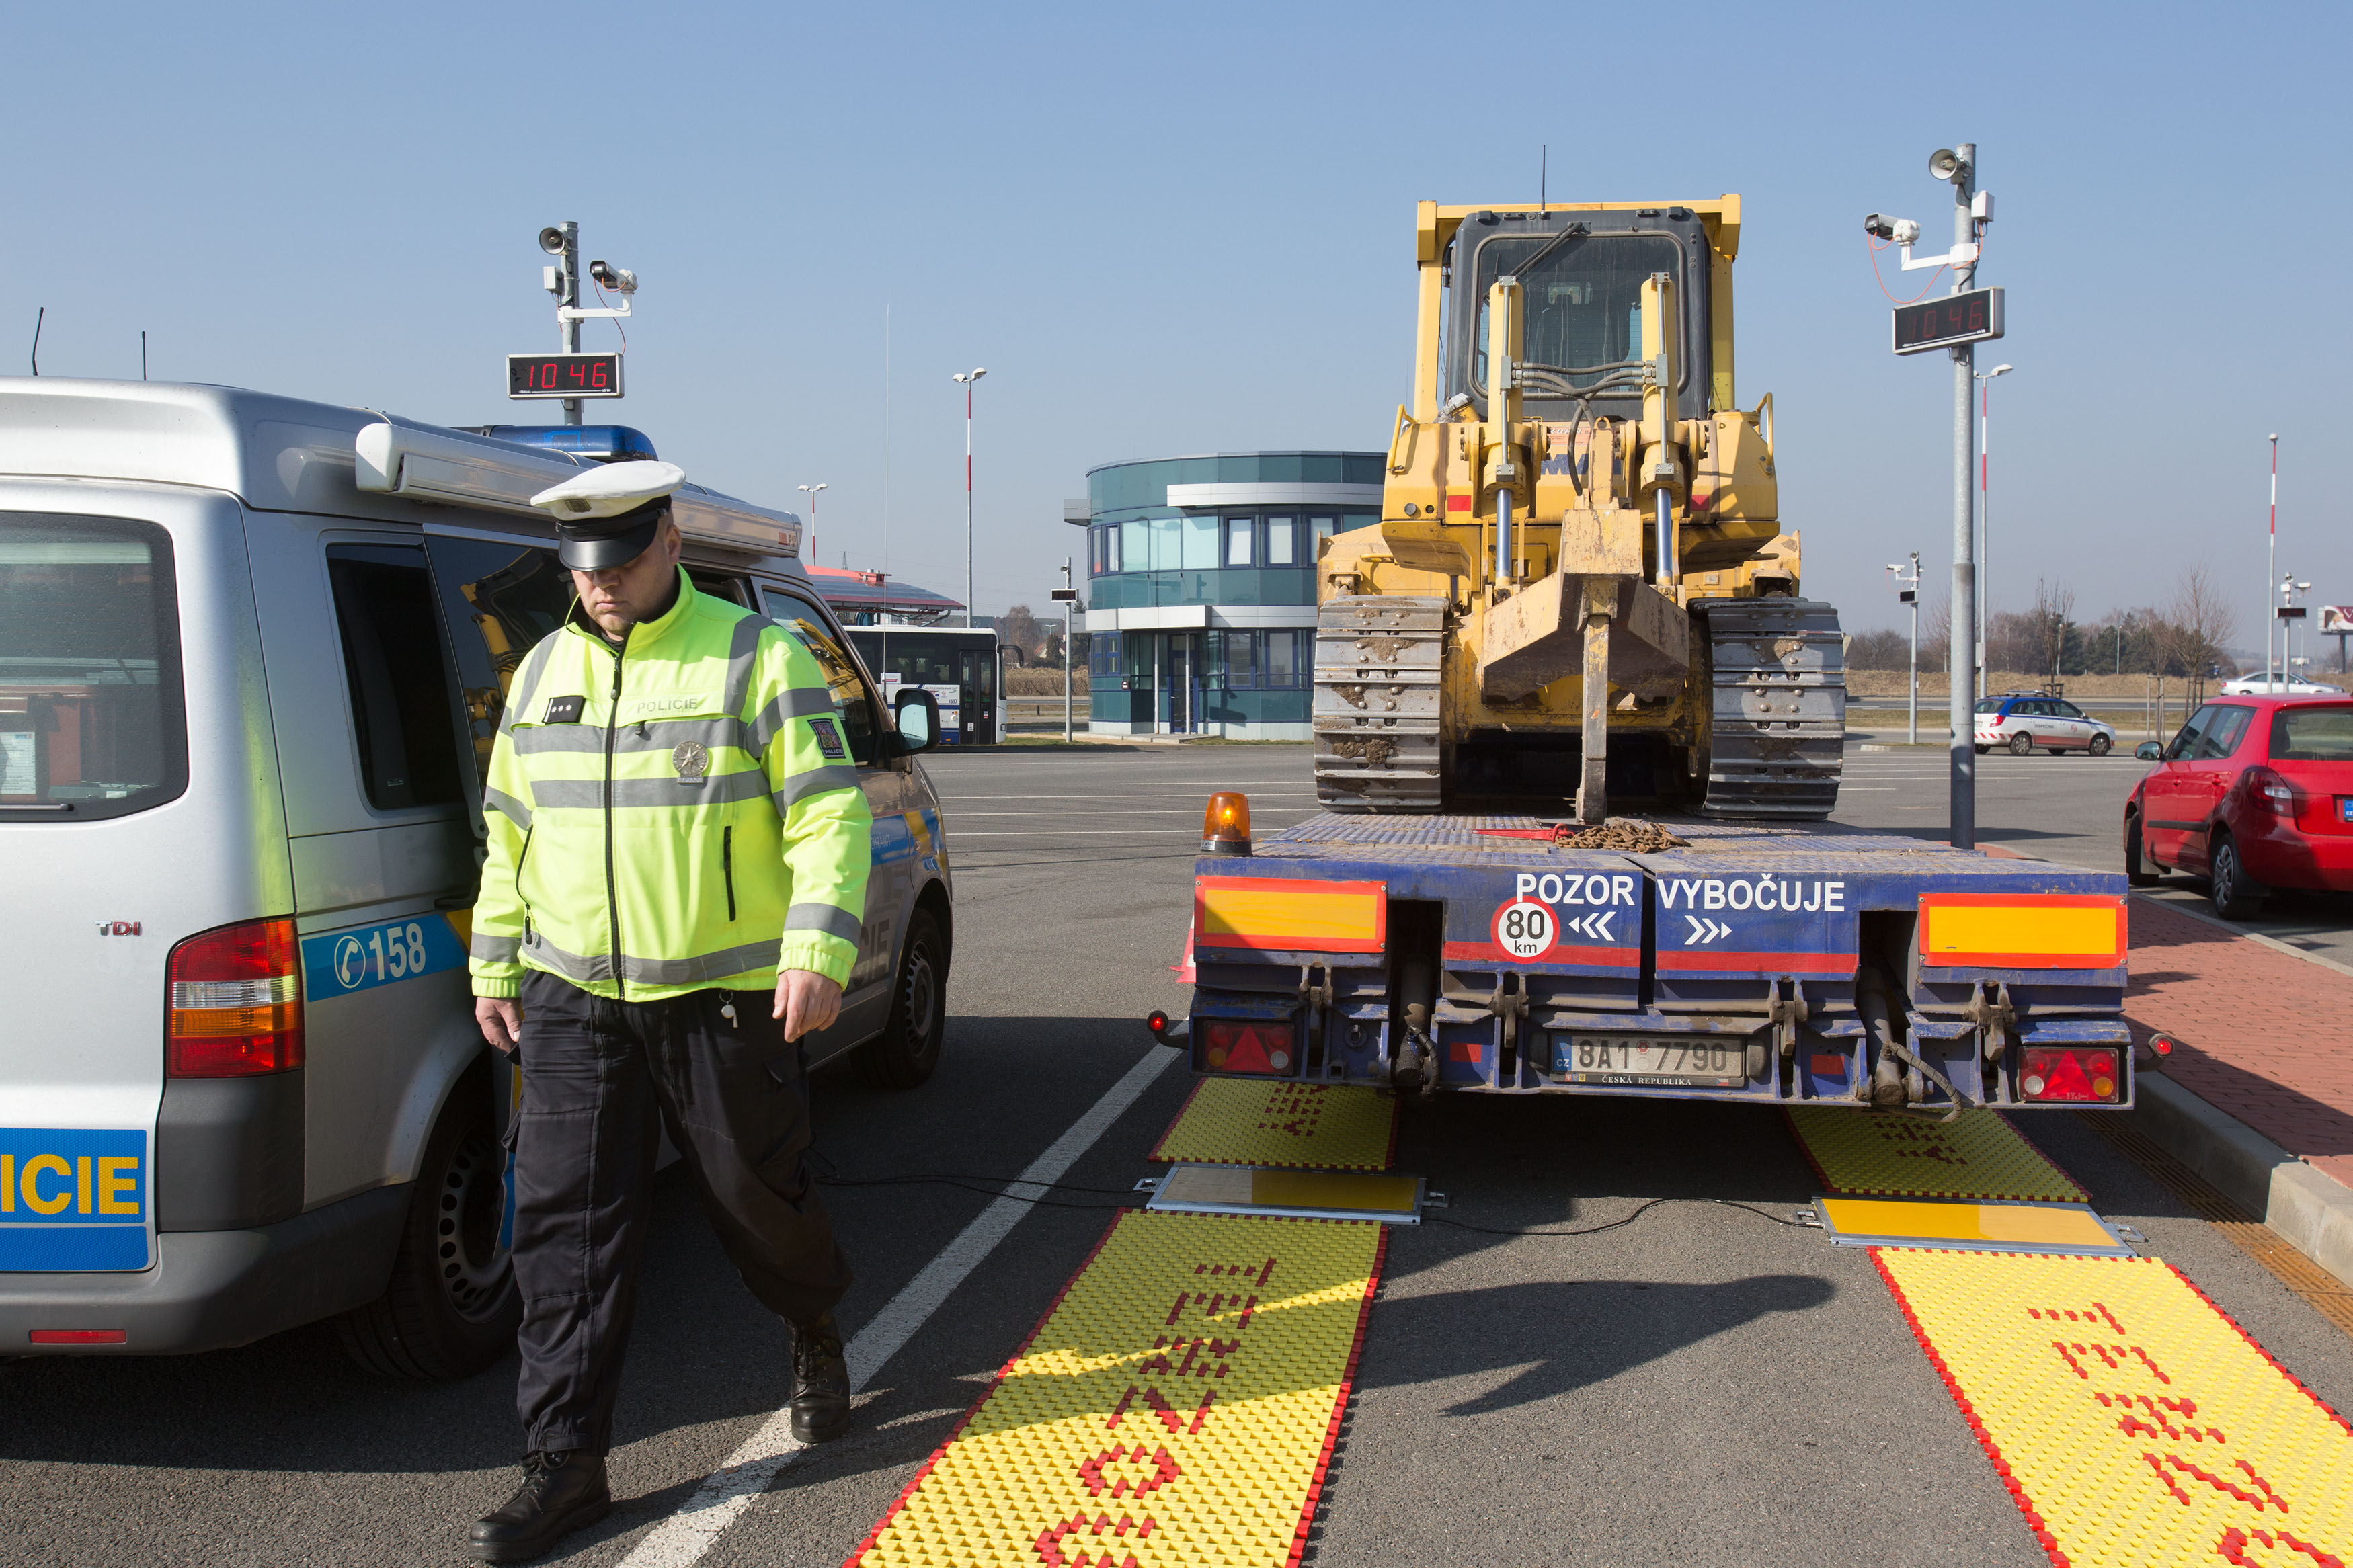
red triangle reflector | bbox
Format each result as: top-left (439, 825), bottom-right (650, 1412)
top-left (1222, 1026), bottom-right (1275, 1074)
top-left (2042, 1050), bottom-right (2093, 1100)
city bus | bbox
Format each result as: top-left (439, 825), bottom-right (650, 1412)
top-left (846, 626), bottom-right (1003, 745)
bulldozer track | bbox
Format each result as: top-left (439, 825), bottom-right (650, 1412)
top-left (1312, 595), bottom-right (1445, 813)
top-left (1698, 596), bottom-right (1846, 819)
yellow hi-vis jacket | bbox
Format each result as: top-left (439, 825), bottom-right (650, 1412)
top-left (468, 569), bottom-right (872, 1001)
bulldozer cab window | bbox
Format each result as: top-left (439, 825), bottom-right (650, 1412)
top-left (1465, 231), bottom-right (1690, 413)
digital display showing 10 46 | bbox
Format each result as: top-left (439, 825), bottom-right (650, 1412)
top-left (506, 352), bottom-right (625, 399)
top-left (1891, 286), bottom-right (2005, 356)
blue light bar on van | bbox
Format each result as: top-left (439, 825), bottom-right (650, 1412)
top-left (460, 425), bottom-right (660, 463)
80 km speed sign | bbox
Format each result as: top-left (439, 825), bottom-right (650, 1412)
top-left (1492, 897), bottom-right (1556, 960)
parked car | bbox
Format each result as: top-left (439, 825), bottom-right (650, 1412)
top-left (2124, 694), bottom-right (2353, 917)
top-left (1972, 692), bottom-right (2118, 756)
top-left (2219, 671), bottom-right (2340, 696)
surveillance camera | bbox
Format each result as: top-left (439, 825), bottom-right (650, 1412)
top-left (1928, 147), bottom-right (1971, 183)
top-left (1893, 218), bottom-right (1919, 245)
top-left (538, 226), bottom-right (567, 255)
top-left (588, 259), bottom-right (638, 294)
top-left (1864, 214), bottom-right (1895, 240)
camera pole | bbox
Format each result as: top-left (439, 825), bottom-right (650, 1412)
top-left (1946, 145), bottom-right (1978, 850)
top-left (558, 222), bottom-right (582, 427)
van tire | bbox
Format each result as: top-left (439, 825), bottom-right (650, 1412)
top-left (2009, 732), bottom-right (2035, 756)
top-left (335, 1073), bottom-right (519, 1380)
top-left (859, 909), bottom-right (945, 1091)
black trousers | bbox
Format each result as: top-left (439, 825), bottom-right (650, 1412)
top-left (511, 969), bottom-right (852, 1456)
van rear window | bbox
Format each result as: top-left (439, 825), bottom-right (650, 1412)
top-left (2270, 705), bottom-right (2353, 761)
top-left (0, 515), bottom-right (186, 819)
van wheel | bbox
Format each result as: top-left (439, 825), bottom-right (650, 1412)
top-left (2009, 732), bottom-right (2035, 756)
top-left (2124, 815), bottom-right (2160, 886)
top-left (859, 909), bottom-right (946, 1090)
top-left (335, 1074), bottom-right (518, 1379)
top-left (2089, 734), bottom-right (2112, 757)
top-left (2208, 836), bottom-right (2266, 921)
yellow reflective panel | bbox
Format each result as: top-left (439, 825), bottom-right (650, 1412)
top-left (1149, 1079), bottom-right (1397, 1171)
top-left (1820, 1196), bottom-right (2125, 1253)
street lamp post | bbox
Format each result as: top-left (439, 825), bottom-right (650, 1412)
top-left (952, 368), bottom-right (988, 628)
top-left (1974, 363), bottom-right (2013, 699)
top-left (1888, 554), bottom-right (1922, 744)
top-left (2266, 436), bottom-right (2279, 692)
top-left (797, 483), bottom-right (827, 565)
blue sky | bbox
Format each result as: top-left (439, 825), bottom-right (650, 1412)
top-left (7, 1), bottom-right (2345, 647)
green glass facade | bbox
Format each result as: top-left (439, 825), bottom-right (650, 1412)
top-left (1074, 451), bottom-right (1382, 739)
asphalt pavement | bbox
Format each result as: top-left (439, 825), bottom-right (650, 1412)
top-left (3, 743), bottom-right (2348, 1568)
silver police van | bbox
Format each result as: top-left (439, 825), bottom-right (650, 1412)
top-left (0, 380), bottom-right (953, 1376)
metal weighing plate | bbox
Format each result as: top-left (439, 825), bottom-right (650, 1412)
top-left (1145, 1163), bottom-right (1428, 1225)
top-left (1812, 1194), bottom-right (2139, 1257)
top-left (1551, 1033), bottom-right (1747, 1088)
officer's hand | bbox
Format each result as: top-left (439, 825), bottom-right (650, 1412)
top-left (475, 997), bottom-right (522, 1054)
top-left (775, 970), bottom-right (843, 1041)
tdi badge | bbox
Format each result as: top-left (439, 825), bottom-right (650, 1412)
top-left (672, 741), bottom-right (710, 781)
top-left (543, 694), bottom-right (586, 725)
top-left (808, 716), bottom-right (845, 759)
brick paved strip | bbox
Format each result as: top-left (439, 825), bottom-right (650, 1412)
top-left (2126, 898), bottom-right (2353, 1188)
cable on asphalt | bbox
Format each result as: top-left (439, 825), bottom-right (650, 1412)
top-left (1427, 1196), bottom-right (1803, 1237)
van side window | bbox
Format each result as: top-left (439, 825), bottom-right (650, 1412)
top-left (755, 584), bottom-right (880, 766)
top-left (423, 537), bottom-right (575, 786)
top-left (327, 546), bottom-right (464, 811)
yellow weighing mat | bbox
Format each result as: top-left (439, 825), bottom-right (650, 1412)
top-left (1148, 1079), bottom-right (1396, 1171)
top-left (1786, 1106), bottom-right (2088, 1202)
top-left (1876, 1249), bottom-right (2353, 1567)
top-left (1817, 1196), bottom-right (2135, 1257)
top-left (846, 1210), bottom-right (1384, 1568)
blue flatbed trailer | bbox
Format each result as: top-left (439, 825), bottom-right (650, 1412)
top-left (1182, 813), bottom-right (2135, 1112)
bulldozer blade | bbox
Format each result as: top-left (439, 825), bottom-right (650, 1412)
top-left (1479, 576), bottom-right (1688, 703)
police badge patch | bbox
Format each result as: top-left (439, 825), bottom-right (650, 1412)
top-left (808, 716), bottom-right (845, 759)
top-left (672, 741), bottom-right (710, 778)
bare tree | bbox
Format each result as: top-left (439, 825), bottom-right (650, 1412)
top-left (2167, 564), bottom-right (2239, 703)
top-left (2029, 577), bottom-right (2076, 688)
top-left (996, 604), bottom-right (1045, 666)
top-left (1919, 593), bottom-right (1951, 672)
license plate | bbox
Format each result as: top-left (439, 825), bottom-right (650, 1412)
top-left (0, 1128), bottom-right (151, 1272)
top-left (1550, 1034), bottom-right (1749, 1087)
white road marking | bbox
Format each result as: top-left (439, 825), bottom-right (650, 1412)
top-left (613, 1045), bottom-right (1181, 1568)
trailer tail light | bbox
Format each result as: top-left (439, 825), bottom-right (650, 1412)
top-left (28, 1329), bottom-right (127, 1345)
top-left (2020, 1047), bottom-right (2119, 1103)
top-left (166, 918), bottom-right (304, 1077)
top-left (1201, 1019), bottom-right (1295, 1074)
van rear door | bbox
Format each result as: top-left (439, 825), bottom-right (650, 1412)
top-left (1, 498), bottom-right (284, 1273)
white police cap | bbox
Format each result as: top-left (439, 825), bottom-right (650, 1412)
top-left (530, 460), bottom-right (687, 569)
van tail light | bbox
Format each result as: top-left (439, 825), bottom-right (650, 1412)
top-left (166, 918), bottom-right (304, 1077)
top-left (1200, 1018), bottom-right (1295, 1074)
top-left (2244, 766), bottom-right (2298, 815)
top-left (2019, 1046), bottom-right (2118, 1103)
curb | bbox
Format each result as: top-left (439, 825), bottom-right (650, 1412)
top-left (2126, 1074), bottom-right (2353, 1290)
top-left (2130, 891), bottom-right (2353, 981)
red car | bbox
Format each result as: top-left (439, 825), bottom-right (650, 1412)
top-left (2124, 694), bottom-right (2353, 917)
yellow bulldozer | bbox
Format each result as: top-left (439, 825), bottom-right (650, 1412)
top-left (1314, 197), bottom-right (1845, 820)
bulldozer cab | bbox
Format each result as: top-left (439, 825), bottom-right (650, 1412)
top-left (1448, 208), bottom-right (1719, 427)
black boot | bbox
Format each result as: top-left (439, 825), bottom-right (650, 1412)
top-left (789, 1312), bottom-right (851, 1443)
top-left (468, 1450), bottom-right (612, 1563)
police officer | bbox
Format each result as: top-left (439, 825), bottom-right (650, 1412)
top-left (463, 461), bottom-right (871, 1564)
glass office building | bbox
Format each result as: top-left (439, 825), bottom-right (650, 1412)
top-left (1073, 451), bottom-right (1382, 738)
